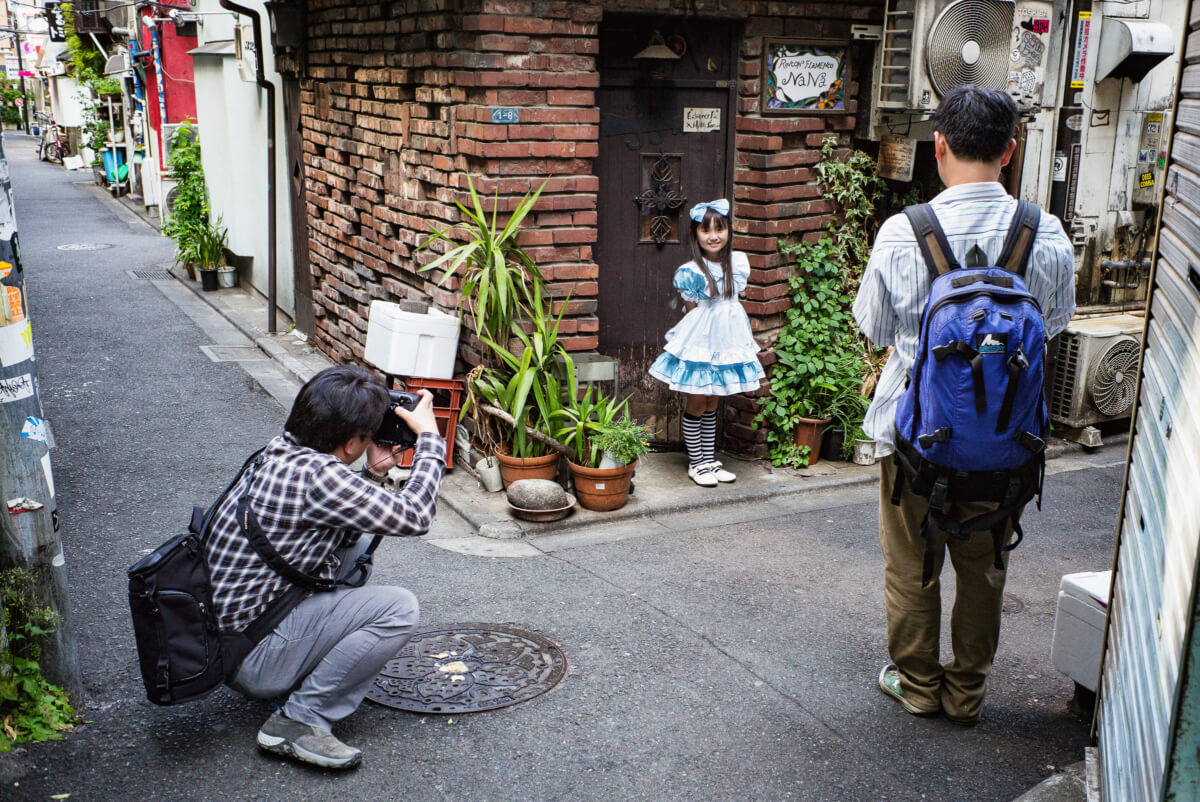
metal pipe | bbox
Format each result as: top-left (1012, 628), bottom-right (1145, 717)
top-left (218, 0), bottom-right (278, 333)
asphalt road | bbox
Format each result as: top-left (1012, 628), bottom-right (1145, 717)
top-left (0, 133), bottom-right (1122, 801)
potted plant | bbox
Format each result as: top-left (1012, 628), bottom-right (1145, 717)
top-left (593, 415), bottom-right (653, 469)
top-left (755, 235), bottom-right (856, 467)
top-left (160, 121), bottom-right (208, 281)
top-left (553, 384), bottom-right (647, 512)
top-left (467, 286), bottom-right (573, 487)
top-left (195, 218), bottom-right (228, 292)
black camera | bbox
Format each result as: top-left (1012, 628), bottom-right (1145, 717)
top-left (373, 391), bottom-right (419, 448)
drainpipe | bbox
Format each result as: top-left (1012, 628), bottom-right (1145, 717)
top-left (218, 0), bottom-right (278, 333)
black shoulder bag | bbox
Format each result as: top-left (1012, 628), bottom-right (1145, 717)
top-left (128, 451), bottom-right (383, 706)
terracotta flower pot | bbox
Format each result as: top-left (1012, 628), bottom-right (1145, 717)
top-left (494, 448), bottom-right (560, 489)
top-left (568, 460), bottom-right (636, 512)
top-left (792, 416), bottom-right (832, 465)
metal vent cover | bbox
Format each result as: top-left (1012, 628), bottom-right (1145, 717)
top-left (1091, 336), bottom-right (1140, 416)
top-left (926, 0), bottom-right (1014, 95)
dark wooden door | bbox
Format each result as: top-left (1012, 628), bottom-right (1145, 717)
top-left (596, 15), bottom-right (736, 441)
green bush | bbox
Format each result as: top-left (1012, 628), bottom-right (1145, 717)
top-left (0, 568), bottom-right (77, 752)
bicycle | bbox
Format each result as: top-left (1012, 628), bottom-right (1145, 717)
top-left (38, 117), bottom-right (66, 163)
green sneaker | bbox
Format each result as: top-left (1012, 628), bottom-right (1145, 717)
top-left (878, 663), bottom-right (939, 717)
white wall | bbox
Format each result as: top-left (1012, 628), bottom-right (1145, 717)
top-left (191, 0), bottom-right (295, 322)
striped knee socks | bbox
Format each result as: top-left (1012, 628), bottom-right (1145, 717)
top-left (701, 409), bottom-right (717, 464)
top-left (683, 413), bottom-right (704, 468)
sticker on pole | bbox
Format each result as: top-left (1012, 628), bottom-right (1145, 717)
top-left (7, 497), bottom-right (44, 514)
top-left (21, 416), bottom-right (49, 444)
top-left (0, 320), bottom-right (34, 367)
top-left (0, 373), bottom-right (34, 404)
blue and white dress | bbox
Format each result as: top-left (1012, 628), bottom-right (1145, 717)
top-left (648, 252), bottom-right (765, 396)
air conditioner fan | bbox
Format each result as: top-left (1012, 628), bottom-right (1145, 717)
top-left (1090, 337), bottom-right (1140, 417)
top-left (926, 0), bottom-right (1014, 96)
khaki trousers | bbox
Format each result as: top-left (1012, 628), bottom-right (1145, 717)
top-left (879, 454), bottom-right (1014, 722)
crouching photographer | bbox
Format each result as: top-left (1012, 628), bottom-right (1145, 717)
top-left (204, 365), bottom-right (444, 769)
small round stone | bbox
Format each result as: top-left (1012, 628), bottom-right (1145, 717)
top-left (506, 479), bottom-right (567, 510)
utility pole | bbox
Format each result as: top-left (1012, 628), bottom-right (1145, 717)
top-left (13, 27), bottom-right (28, 134)
top-left (0, 198), bottom-right (81, 696)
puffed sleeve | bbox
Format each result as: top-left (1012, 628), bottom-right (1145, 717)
top-left (731, 251), bottom-right (751, 294)
top-left (673, 262), bottom-right (710, 302)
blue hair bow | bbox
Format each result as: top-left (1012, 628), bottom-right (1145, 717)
top-left (689, 199), bottom-right (730, 222)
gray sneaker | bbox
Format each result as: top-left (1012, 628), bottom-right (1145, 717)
top-left (256, 711), bottom-right (363, 769)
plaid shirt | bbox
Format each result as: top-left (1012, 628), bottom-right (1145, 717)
top-left (204, 431), bottom-right (446, 631)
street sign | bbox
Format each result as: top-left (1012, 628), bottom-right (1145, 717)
top-left (14, 98), bottom-right (23, 108)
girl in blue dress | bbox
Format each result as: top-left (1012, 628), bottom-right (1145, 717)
top-left (649, 199), bottom-right (765, 487)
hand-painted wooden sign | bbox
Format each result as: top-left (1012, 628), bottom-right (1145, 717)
top-left (762, 39), bottom-right (849, 114)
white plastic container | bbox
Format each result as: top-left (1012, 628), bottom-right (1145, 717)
top-left (364, 301), bottom-right (461, 379)
top-left (1051, 570), bottom-right (1112, 691)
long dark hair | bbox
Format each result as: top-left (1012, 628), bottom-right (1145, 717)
top-left (688, 207), bottom-right (734, 300)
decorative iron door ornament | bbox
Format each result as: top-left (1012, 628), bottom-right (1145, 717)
top-left (633, 153), bottom-right (686, 245)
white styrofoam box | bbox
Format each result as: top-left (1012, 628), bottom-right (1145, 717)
top-left (1051, 570), bottom-right (1112, 691)
top-left (364, 301), bottom-right (461, 379)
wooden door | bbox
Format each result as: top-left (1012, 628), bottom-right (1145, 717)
top-left (596, 15), bottom-right (736, 441)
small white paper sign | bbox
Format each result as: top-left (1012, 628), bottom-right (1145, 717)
top-left (683, 107), bottom-right (721, 133)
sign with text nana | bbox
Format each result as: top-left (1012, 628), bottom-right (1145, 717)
top-left (762, 39), bottom-right (849, 115)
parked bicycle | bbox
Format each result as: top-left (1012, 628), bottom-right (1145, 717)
top-left (38, 116), bottom-right (67, 164)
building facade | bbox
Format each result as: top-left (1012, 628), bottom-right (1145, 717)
top-left (268, 0), bottom-right (883, 454)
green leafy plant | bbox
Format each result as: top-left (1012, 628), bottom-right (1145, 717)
top-left (160, 121), bottom-right (210, 271)
top-left (552, 384), bottom-right (630, 469)
top-left (469, 282), bottom-right (570, 459)
top-left (591, 414), bottom-right (653, 466)
top-left (755, 138), bottom-right (899, 467)
top-left (0, 568), bottom-right (78, 752)
top-left (196, 217), bottom-right (228, 271)
top-left (418, 175), bottom-right (548, 359)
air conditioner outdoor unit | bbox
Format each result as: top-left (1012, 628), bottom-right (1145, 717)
top-left (874, 0), bottom-right (1053, 130)
top-left (161, 123), bottom-right (197, 174)
top-left (1049, 314), bottom-right (1145, 430)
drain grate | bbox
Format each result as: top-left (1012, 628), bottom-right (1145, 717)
top-left (57, 243), bottom-right (114, 251)
top-left (366, 623), bottom-right (566, 714)
top-left (128, 269), bottom-right (173, 281)
top-left (199, 345), bottom-right (267, 363)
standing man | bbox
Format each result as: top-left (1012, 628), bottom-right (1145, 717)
top-left (205, 365), bottom-right (445, 768)
top-left (853, 85), bottom-right (1076, 725)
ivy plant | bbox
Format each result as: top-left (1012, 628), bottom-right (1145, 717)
top-left (0, 568), bottom-right (78, 752)
top-left (754, 137), bottom-right (906, 467)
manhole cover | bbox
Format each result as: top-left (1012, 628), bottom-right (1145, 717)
top-left (127, 269), bottom-right (173, 280)
top-left (366, 623), bottom-right (566, 714)
top-left (57, 243), bottom-right (113, 251)
top-left (1002, 593), bottom-right (1025, 614)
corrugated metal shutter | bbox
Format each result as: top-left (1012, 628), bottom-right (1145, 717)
top-left (1096, 3), bottom-right (1200, 798)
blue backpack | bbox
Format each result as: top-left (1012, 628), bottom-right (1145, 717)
top-left (893, 201), bottom-right (1047, 587)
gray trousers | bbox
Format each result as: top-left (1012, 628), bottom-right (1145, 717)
top-left (230, 536), bottom-right (419, 730)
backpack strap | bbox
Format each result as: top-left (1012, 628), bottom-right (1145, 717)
top-left (904, 204), bottom-right (961, 279)
top-left (995, 199), bottom-right (1041, 278)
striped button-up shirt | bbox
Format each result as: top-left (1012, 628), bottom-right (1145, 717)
top-left (853, 181), bottom-right (1076, 456)
top-left (204, 431), bottom-right (446, 631)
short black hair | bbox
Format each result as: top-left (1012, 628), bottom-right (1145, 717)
top-left (285, 365), bottom-right (389, 453)
top-left (932, 85), bottom-right (1019, 162)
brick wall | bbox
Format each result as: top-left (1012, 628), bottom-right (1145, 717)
top-left (296, 0), bottom-right (881, 454)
